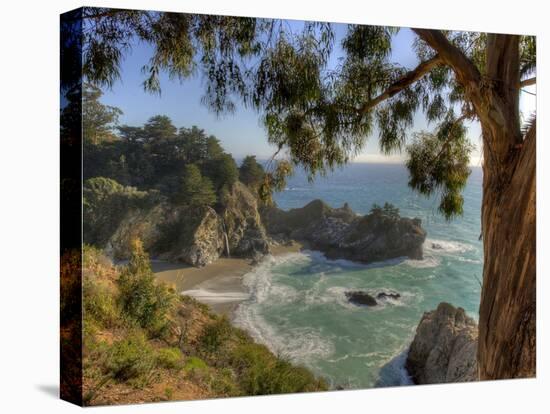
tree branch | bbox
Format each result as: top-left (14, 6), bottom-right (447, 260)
top-left (520, 77), bottom-right (536, 87)
top-left (359, 55), bottom-right (442, 114)
top-left (412, 29), bottom-right (482, 89)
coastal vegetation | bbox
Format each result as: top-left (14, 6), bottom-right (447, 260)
top-left (59, 9), bottom-right (536, 405)
top-left (81, 242), bottom-right (327, 405)
top-left (65, 10), bottom-right (536, 380)
top-left (75, 85), bottom-right (272, 262)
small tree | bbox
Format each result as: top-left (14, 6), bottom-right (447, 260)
top-left (370, 203), bottom-right (383, 215)
top-left (382, 202), bottom-right (400, 218)
top-left (117, 239), bottom-right (177, 337)
top-left (202, 153), bottom-right (239, 193)
top-left (175, 164), bottom-right (217, 208)
top-left (82, 83), bottom-right (123, 145)
top-left (239, 155), bottom-right (265, 190)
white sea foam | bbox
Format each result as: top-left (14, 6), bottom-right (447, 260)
top-left (233, 300), bottom-right (334, 362)
top-left (404, 255), bottom-right (440, 268)
top-left (425, 238), bottom-right (474, 255)
top-left (234, 253), bottom-right (335, 362)
top-left (457, 256), bottom-right (482, 264)
top-left (404, 239), bottom-right (475, 269)
top-left (181, 289), bottom-right (249, 303)
top-left (241, 254), bottom-right (302, 304)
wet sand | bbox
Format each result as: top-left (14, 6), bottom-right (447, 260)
top-left (153, 241), bottom-right (304, 315)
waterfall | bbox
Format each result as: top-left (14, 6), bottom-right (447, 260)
top-left (221, 219), bottom-right (230, 257)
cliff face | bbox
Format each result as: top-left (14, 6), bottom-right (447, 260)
top-left (104, 182), bottom-right (270, 267)
top-left (221, 182), bottom-right (270, 259)
top-left (104, 190), bottom-right (424, 267)
top-left (262, 200), bottom-right (426, 263)
top-left (406, 302), bottom-right (478, 384)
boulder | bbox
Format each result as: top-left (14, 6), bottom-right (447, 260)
top-left (406, 302), bottom-right (478, 384)
top-left (345, 291), bottom-right (378, 306)
top-left (262, 200), bottom-right (426, 264)
top-left (376, 291), bottom-right (401, 300)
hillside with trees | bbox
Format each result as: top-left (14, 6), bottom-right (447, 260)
top-left (69, 85), bottom-right (273, 264)
top-left (66, 10), bottom-right (536, 380)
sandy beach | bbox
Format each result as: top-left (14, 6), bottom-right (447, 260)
top-left (153, 242), bottom-right (304, 315)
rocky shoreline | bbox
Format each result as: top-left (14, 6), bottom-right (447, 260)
top-left (103, 181), bottom-right (427, 269)
top-left (101, 182), bottom-right (476, 387)
top-left (261, 200), bottom-right (427, 264)
top-left (105, 181), bottom-right (270, 266)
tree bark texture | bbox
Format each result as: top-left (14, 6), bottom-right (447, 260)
top-left (411, 30), bottom-right (536, 380)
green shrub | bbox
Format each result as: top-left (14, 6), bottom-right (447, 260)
top-left (262, 358), bottom-right (328, 394)
top-left (229, 343), bottom-right (327, 395)
top-left (184, 356), bottom-right (208, 372)
top-left (117, 239), bottom-right (178, 337)
top-left (229, 343), bottom-right (272, 395)
top-left (83, 277), bottom-right (119, 329)
top-left (184, 356), bottom-right (210, 383)
top-left (156, 347), bottom-right (183, 370)
top-left (198, 316), bottom-right (232, 356)
top-left (164, 387), bottom-right (174, 400)
top-left (105, 333), bottom-right (154, 382)
top-left (208, 367), bottom-right (240, 397)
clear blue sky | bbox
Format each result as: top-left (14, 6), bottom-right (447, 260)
top-left (100, 23), bottom-right (535, 165)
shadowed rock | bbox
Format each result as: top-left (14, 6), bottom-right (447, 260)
top-left (345, 291), bottom-right (378, 306)
top-left (262, 199), bottom-right (426, 264)
top-left (105, 182), bottom-right (270, 267)
top-left (376, 291), bottom-right (401, 300)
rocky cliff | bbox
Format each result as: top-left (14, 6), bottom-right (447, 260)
top-left (105, 182), bottom-right (270, 267)
top-left (261, 200), bottom-right (426, 263)
top-left (220, 182), bottom-right (270, 259)
top-left (406, 302), bottom-right (478, 384)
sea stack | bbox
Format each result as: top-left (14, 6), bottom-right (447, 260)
top-left (262, 199), bottom-right (427, 264)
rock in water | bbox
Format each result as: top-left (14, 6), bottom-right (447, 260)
top-left (261, 200), bottom-right (426, 264)
top-left (376, 291), bottom-right (401, 300)
top-left (406, 302), bottom-right (478, 384)
top-left (345, 291), bottom-right (378, 306)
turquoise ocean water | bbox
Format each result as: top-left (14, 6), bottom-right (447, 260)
top-left (233, 163), bottom-right (483, 389)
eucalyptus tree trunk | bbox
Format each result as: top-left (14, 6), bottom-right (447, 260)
top-left (476, 35), bottom-right (536, 380)
top-left (411, 30), bottom-right (536, 379)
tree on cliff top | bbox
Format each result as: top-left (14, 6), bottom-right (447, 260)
top-left (83, 84), bottom-right (122, 145)
top-left (239, 155), bottom-right (266, 190)
top-left (70, 8), bottom-right (536, 380)
top-left (174, 164), bottom-right (217, 208)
